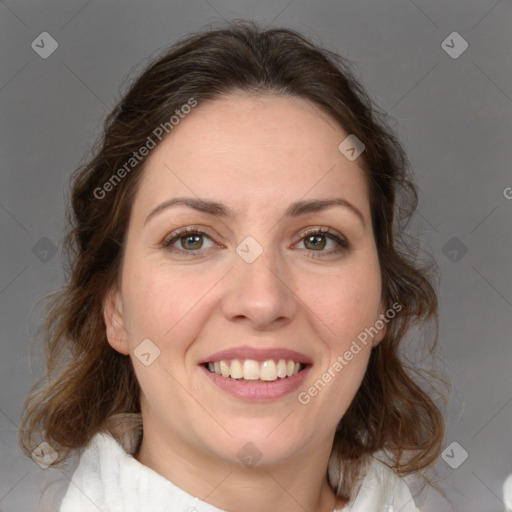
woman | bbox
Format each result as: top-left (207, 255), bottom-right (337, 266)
top-left (20, 21), bottom-right (446, 511)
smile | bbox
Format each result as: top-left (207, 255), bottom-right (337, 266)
top-left (205, 358), bottom-right (303, 382)
top-left (199, 346), bottom-right (313, 401)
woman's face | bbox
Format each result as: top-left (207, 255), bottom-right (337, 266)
top-left (105, 92), bottom-right (386, 468)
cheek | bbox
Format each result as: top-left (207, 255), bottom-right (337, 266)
top-left (121, 262), bottom-right (216, 350)
top-left (120, 267), bottom-right (210, 400)
top-left (299, 260), bottom-right (381, 419)
top-left (298, 256), bottom-right (382, 344)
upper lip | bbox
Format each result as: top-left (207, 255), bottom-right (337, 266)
top-left (198, 346), bottom-right (313, 365)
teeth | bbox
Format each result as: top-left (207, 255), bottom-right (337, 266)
top-left (276, 359), bottom-right (287, 378)
top-left (230, 359), bottom-right (243, 379)
top-left (243, 359), bottom-right (260, 380)
top-left (206, 358), bottom-right (303, 381)
top-left (260, 360), bottom-right (277, 381)
top-left (220, 360), bottom-right (230, 377)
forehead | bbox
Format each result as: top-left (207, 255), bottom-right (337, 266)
top-left (132, 93), bottom-right (370, 222)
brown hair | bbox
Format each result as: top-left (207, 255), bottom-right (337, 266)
top-left (20, 20), bottom-right (447, 502)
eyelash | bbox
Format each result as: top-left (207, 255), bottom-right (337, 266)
top-left (160, 226), bottom-right (350, 259)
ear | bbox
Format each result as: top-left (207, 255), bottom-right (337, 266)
top-left (371, 302), bottom-right (389, 348)
top-left (103, 284), bottom-right (130, 355)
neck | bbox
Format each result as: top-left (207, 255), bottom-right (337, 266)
top-left (134, 417), bottom-right (346, 512)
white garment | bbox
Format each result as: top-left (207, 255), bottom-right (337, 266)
top-left (60, 431), bottom-right (419, 512)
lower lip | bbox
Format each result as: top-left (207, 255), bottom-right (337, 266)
top-left (200, 365), bottom-right (311, 402)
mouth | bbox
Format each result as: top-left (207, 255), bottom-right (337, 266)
top-left (202, 358), bottom-right (309, 382)
top-left (198, 347), bottom-right (313, 401)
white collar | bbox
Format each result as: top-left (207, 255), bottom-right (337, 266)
top-left (59, 426), bottom-right (419, 512)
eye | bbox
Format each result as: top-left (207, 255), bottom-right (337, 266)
top-left (161, 227), bottom-right (216, 254)
top-left (295, 228), bottom-right (350, 258)
top-left (160, 226), bottom-right (350, 258)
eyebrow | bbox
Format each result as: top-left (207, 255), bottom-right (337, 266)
top-left (144, 196), bottom-right (366, 227)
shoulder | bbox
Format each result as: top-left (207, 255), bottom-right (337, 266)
top-left (59, 427), bottom-right (223, 512)
top-left (339, 454), bottom-right (420, 512)
top-left (58, 431), bottom-right (127, 511)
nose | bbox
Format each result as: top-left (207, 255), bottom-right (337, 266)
top-left (220, 240), bottom-right (298, 330)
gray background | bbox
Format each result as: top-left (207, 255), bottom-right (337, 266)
top-left (1, 1), bottom-right (511, 511)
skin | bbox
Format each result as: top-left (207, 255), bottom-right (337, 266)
top-left (104, 92), bottom-right (387, 512)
